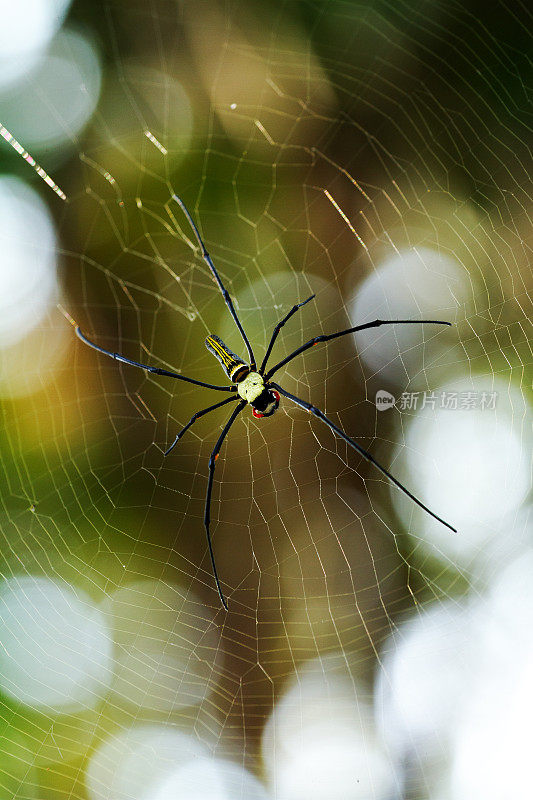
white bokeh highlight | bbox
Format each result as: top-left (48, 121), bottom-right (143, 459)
top-left (349, 247), bottom-right (465, 382)
top-left (389, 377), bottom-right (530, 565)
top-left (0, 576), bottom-right (112, 712)
top-left (152, 758), bottom-right (269, 800)
top-left (86, 725), bottom-right (206, 800)
top-left (451, 550), bottom-right (533, 799)
top-left (100, 580), bottom-right (222, 713)
top-left (0, 0), bottom-right (71, 89)
top-left (451, 658), bottom-right (533, 800)
top-left (375, 601), bottom-right (476, 761)
top-left (0, 176), bottom-right (58, 347)
top-left (376, 550), bottom-right (533, 797)
top-left (263, 656), bottom-right (397, 800)
top-left (1, 27), bottom-right (102, 150)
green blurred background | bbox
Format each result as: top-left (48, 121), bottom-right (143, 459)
top-left (0, 1), bottom-right (531, 798)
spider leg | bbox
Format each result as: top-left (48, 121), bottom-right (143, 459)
top-left (271, 382), bottom-right (456, 533)
top-left (172, 195), bottom-right (256, 370)
top-left (259, 294), bottom-right (315, 374)
top-left (265, 319), bottom-right (452, 380)
top-left (204, 400), bottom-right (247, 610)
top-left (76, 326), bottom-right (235, 392)
top-left (164, 395), bottom-right (239, 455)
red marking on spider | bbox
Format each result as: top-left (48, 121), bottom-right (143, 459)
top-left (252, 390), bottom-right (280, 418)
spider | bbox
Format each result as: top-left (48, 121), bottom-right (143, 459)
top-left (74, 194), bottom-right (456, 610)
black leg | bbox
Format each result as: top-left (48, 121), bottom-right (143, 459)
top-left (76, 326), bottom-right (235, 392)
top-left (164, 395), bottom-right (239, 455)
top-left (204, 400), bottom-right (247, 610)
top-left (259, 295), bottom-right (315, 375)
top-left (173, 195), bottom-right (257, 370)
top-left (265, 319), bottom-right (452, 380)
top-left (271, 382), bottom-right (456, 533)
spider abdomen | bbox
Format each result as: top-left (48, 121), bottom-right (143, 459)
top-left (205, 334), bottom-right (249, 382)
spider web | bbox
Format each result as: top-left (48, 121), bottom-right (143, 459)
top-left (0, 1), bottom-right (531, 799)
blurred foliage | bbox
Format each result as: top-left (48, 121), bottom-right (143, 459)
top-left (0, 1), bottom-right (531, 798)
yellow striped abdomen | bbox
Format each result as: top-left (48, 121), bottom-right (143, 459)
top-left (205, 334), bottom-right (249, 382)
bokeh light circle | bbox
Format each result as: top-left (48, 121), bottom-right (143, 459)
top-left (152, 758), bottom-right (269, 800)
top-left (0, 575), bottom-right (112, 712)
top-left (0, 176), bottom-right (57, 347)
top-left (376, 601), bottom-right (476, 759)
top-left (349, 247), bottom-right (466, 382)
top-left (389, 376), bottom-right (530, 563)
top-left (100, 580), bottom-right (222, 712)
top-left (85, 725), bottom-right (207, 800)
top-left (262, 657), bottom-right (397, 800)
top-left (449, 551), bottom-right (533, 799)
top-left (0, 0), bottom-right (71, 89)
top-left (1, 27), bottom-right (102, 150)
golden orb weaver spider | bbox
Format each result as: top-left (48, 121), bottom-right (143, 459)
top-left (74, 195), bottom-right (456, 610)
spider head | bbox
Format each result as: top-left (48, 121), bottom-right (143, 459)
top-left (251, 387), bottom-right (280, 419)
